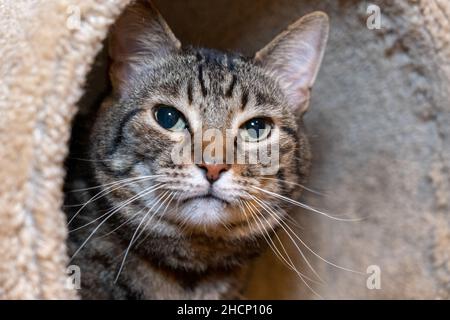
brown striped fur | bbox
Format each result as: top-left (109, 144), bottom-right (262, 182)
top-left (65, 0), bottom-right (328, 299)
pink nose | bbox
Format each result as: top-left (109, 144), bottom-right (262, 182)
top-left (197, 163), bottom-right (230, 183)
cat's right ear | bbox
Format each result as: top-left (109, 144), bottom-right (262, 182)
top-left (109, 0), bottom-right (181, 96)
top-left (254, 12), bottom-right (329, 115)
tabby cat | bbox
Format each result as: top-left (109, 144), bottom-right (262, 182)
top-left (66, 0), bottom-right (329, 299)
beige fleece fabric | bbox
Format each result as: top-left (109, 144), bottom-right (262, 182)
top-left (1, 0), bottom-right (449, 299)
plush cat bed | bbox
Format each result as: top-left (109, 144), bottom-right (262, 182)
top-left (0, 0), bottom-right (128, 299)
top-left (1, 0), bottom-right (449, 299)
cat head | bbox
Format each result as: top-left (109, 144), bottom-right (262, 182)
top-left (91, 0), bottom-right (329, 239)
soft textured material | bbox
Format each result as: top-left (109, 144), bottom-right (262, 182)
top-left (1, 0), bottom-right (449, 299)
top-left (0, 0), bottom-right (129, 300)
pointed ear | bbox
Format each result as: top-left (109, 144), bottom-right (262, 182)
top-left (255, 12), bottom-right (329, 114)
top-left (109, 0), bottom-right (181, 96)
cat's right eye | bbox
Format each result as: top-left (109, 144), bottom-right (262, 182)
top-left (154, 105), bottom-right (187, 132)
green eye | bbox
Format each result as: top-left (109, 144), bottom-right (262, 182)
top-left (239, 118), bottom-right (272, 142)
top-left (154, 105), bottom-right (187, 131)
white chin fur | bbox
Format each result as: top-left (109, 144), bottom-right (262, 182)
top-left (179, 198), bottom-right (228, 227)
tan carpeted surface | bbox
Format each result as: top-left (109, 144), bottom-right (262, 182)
top-left (0, 0), bottom-right (129, 299)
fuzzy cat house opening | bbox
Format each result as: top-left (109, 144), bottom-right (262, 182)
top-left (1, 0), bottom-right (449, 299)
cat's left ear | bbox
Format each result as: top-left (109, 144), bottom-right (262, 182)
top-left (255, 12), bottom-right (329, 114)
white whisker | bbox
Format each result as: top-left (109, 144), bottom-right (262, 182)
top-left (252, 186), bottom-right (361, 222)
top-left (67, 175), bottom-right (162, 225)
top-left (272, 207), bottom-right (365, 275)
top-left (69, 184), bottom-right (165, 262)
top-left (69, 183), bottom-right (164, 233)
top-left (134, 191), bottom-right (178, 248)
top-left (246, 200), bottom-right (323, 286)
top-left (250, 195), bottom-right (324, 283)
top-left (251, 193), bottom-right (364, 275)
top-left (259, 177), bottom-right (326, 196)
top-left (114, 190), bottom-right (171, 283)
top-left (68, 174), bottom-right (162, 193)
top-left (243, 200), bottom-right (323, 298)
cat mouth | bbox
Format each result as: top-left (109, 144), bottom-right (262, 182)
top-left (182, 194), bottom-right (229, 205)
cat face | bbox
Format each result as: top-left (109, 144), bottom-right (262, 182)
top-left (91, 0), bottom-right (328, 240)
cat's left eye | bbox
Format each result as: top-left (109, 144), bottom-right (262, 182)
top-left (239, 118), bottom-right (272, 142)
top-left (154, 105), bottom-right (187, 132)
